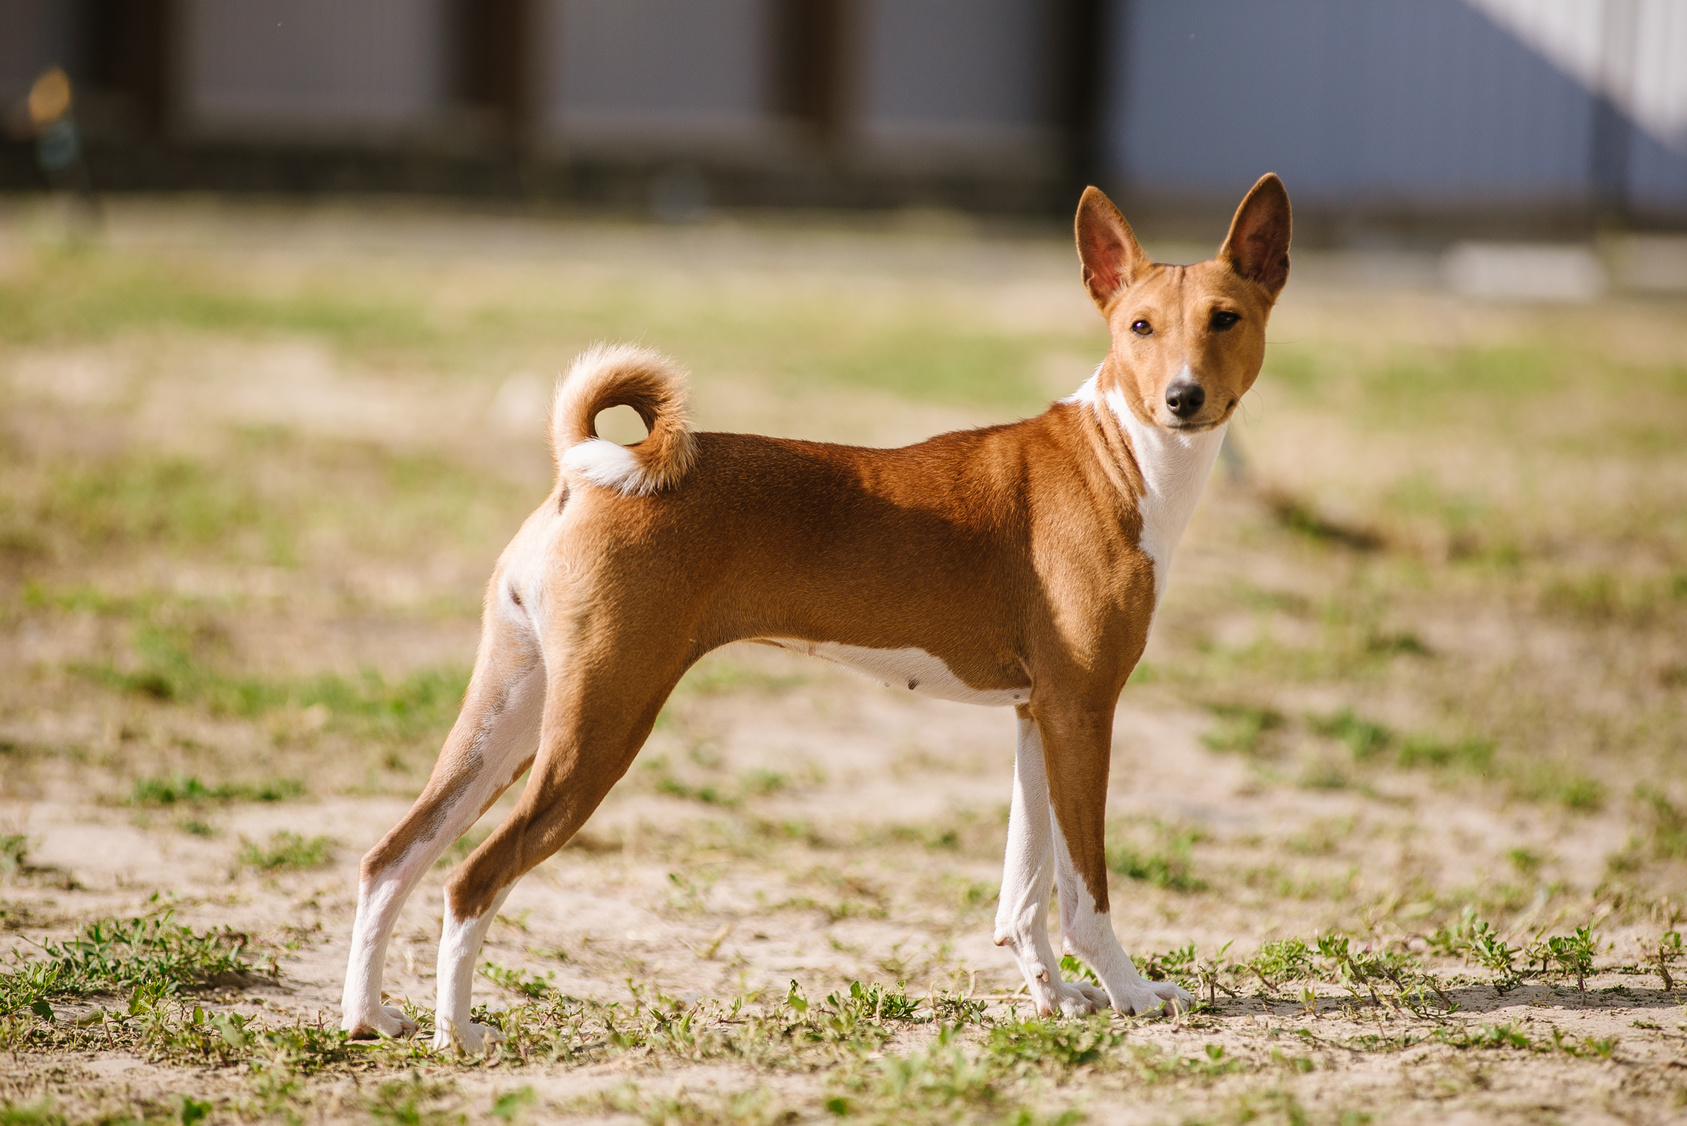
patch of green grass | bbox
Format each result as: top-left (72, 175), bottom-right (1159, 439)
top-left (875, 808), bottom-right (1006, 858)
top-left (1106, 825), bottom-right (1205, 892)
top-left (1634, 784), bottom-right (1687, 859)
top-left (1508, 763), bottom-right (1606, 812)
top-left (78, 616), bottom-right (468, 742)
top-left (1434, 1020), bottom-right (1614, 1058)
top-left (34, 454), bottom-right (280, 560)
top-left (1395, 735), bottom-right (1494, 775)
top-left (0, 248), bottom-right (438, 350)
top-left (365, 1072), bottom-right (465, 1126)
top-left (673, 657), bottom-right (808, 697)
top-left (236, 831), bottom-right (336, 872)
top-left (1287, 818), bottom-right (1355, 856)
top-left (640, 756), bottom-right (794, 809)
top-left (0, 245), bottom-right (1082, 413)
top-left (1244, 938), bottom-right (1316, 992)
top-left (796, 325), bottom-right (1054, 409)
top-left (1310, 709), bottom-right (1392, 761)
top-left (984, 1014), bottom-right (1124, 1073)
top-left (489, 1087), bottom-right (536, 1123)
top-left (1202, 703), bottom-right (1286, 756)
top-left (0, 912), bottom-right (263, 1013)
top-left (0, 1099), bottom-right (65, 1126)
top-left (481, 963), bottom-right (557, 1001)
top-left (0, 836), bottom-right (30, 878)
top-left (601, 1083), bottom-right (787, 1126)
top-left (130, 775), bottom-right (304, 807)
top-left (1539, 570), bottom-right (1687, 623)
top-left (1370, 343), bottom-right (1564, 419)
top-left (823, 1024), bottom-right (1007, 1123)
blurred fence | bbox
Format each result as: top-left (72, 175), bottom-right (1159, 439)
top-left (2, 0), bottom-right (1685, 233)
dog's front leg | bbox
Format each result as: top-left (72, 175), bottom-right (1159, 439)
top-left (1041, 704), bottom-right (1192, 1017)
top-left (993, 707), bottom-right (1110, 1016)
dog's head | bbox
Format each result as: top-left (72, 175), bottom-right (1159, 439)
top-left (1076, 175), bottom-right (1291, 432)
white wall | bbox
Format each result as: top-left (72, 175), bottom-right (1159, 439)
top-left (1107, 0), bottom-right (1687, 213)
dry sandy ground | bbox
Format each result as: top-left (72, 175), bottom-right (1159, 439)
top-left (0, 197), bottom-right (1682, 1124)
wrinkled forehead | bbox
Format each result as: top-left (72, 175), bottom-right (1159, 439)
top-left (1120, 259), bottom-right (1265, 311)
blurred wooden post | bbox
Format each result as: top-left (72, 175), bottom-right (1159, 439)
top-left (85, 0), bottom-right (173, 136)
top-left (1048, 0), bottom-right (1108, 200)
top-left (771, 0), bottom-right (852, 142)
top-left (451, 0), bottom-right (534, 139)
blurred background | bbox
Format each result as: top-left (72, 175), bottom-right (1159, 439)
top-left (1, 4), bottom-right (1686, 1119)
top-left (3, 0), bottom-right (1687, 244)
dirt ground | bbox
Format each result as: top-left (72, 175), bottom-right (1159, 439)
top-left (0, 196), bottom-right (1684, 1124)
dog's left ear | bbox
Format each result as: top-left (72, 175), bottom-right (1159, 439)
top-left (1220, 174), bottom-right (1292, 298)
top-left (1075, 186), bottom-right (1149, 310)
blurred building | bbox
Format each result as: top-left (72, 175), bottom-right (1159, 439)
top-left (1, 0), bottom-right (1684, 233)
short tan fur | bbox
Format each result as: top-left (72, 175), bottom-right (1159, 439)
top-left (340, 175), bottom-right (1292, 1048)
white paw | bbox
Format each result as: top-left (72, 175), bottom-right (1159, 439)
top-left (344, 1004), bottom-right (419, 1040)
top-left (1153, 979), bottom-right (1196, 1009)
top-left (431, 1020), bottom-right (506, 1055)
top-left (1114, 979), bottom-right (1194, 1017)
top-left (1032, 977), bottom-right (1111, 1017)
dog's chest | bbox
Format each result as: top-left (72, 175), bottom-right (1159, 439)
top-left (771, 641), bottom-right (1029, 708)
top-left (1097, 386), bottom-right (1228, 605)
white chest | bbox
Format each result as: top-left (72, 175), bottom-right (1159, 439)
top-left (1069, 374), bottom-right (1227, 605)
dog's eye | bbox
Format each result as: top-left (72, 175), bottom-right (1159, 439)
top-left (1130, 319), bottom-right (1153, 336)
top-left (1210, 310), bottom-right (1241, 332)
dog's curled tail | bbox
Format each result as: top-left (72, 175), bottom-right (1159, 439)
top-left (551, 344), bottom-right (696, 497)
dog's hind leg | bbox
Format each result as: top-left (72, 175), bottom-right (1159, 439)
top-left (1040, 704), bottom-right (1193, 1016)
top-left (429, 642), bottom-right (687, 1053)
top-left (993, 706), bottom-right (1111, 1016)
top-left (340, 616), bottom-right (545, 1040)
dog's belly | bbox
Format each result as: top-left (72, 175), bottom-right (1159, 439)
top-left (768, 640), bottom-right (1028, 707)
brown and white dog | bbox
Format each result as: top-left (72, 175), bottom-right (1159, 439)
top-left (341, 175), bottom-right (1291, 1048)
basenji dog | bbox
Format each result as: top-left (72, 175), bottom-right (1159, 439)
top-left (341, 175), bottom-right (1291, 1048)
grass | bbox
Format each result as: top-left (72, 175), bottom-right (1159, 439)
top-left (1105, 823), bottom-right (1206, 892)
top-left (74, 610), bottom-right (470, 744)
top-left (0, 237), bottom-right (1074, 413)
top-left (236, 831), bottom-right (336, 872)
top-left (130, 775), bottom-right (304, 807)
top-left (0, 913), bottom-right (264, 1015)
top-left (1, 204), bottom-right (1685, 1122)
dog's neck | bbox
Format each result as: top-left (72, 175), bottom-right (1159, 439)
top-left (1067, 371), bottom-right (1228, 605)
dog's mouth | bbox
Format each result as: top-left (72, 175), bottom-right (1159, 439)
top-left (1162, 401), bottom-right (1237, 432)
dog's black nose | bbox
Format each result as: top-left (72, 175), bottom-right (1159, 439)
top-left (1164, 381), bottom-right (1205, 419)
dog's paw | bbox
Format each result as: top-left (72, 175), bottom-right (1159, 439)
top-left (1152, 979), bottom-right (1196, 1010)
top-left (345, 1004), bottom-right (418, 1040)
top-left (431, 1020), bottom-right (506, 1055)
top-left (1114, 979), bottom-right (1194, 1017)
top-left (1032, 977), bottom-right (1111, 1018)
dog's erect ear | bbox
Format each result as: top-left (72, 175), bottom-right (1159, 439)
top-left (1075, 186), bottom-right (1149, 310)
top-left (1220, 173), bottom-right (1292, 297)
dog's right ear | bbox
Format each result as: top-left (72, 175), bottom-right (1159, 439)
top-left (1075, 186), bottom-right (1149, 311)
